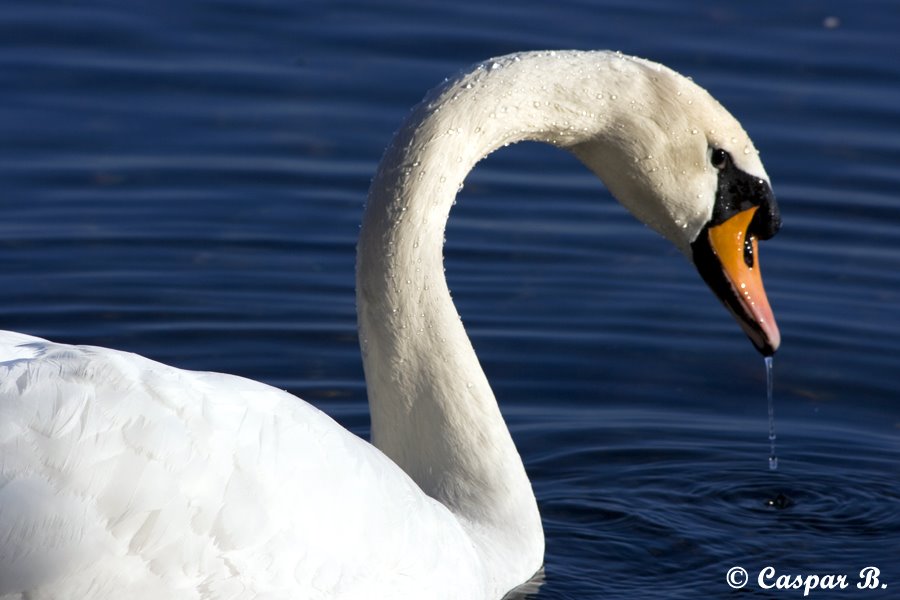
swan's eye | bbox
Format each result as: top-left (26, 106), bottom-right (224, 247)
top-left (710, 148), bottom-right (729, 170)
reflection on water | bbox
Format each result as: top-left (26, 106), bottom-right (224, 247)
top-left (503, 568), bottom-right (545, 600)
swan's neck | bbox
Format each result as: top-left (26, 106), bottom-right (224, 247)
top-left (356, 51), bottom-right (647, 589)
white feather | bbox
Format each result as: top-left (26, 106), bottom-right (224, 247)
top-left (0, 331), bottom-right (482, 599)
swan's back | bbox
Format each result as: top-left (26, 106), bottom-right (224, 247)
top-left (0, 331), bottom-right (482, 599)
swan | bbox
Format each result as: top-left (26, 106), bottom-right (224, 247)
top-left (0, 51), bottom-right (781, 599)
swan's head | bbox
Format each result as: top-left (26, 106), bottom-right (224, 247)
top-left (568, 56), bottom-right (782, 355)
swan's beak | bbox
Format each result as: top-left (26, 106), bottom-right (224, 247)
top-left (692, 206), bottom-right (781, 356)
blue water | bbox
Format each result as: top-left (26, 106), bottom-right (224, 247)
top-left (2, 0), bottom-right (899, 598)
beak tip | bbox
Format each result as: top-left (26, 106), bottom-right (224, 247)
top-left (750, 321), bottom-right (781, 357)
top-left (759, 341), bottom-right (778, 357)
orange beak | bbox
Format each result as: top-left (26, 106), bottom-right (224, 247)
top-left (695, 206), bottom-right (781, 355)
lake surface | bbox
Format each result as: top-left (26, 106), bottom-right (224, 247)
top-left (2, 0), bottom-right (899, 598)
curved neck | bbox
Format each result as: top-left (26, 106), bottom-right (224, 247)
top-left (355, 51), bottom-right (635, 592)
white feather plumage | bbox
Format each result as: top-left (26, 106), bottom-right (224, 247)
top-left (0, 331), bottom-right (482, 599)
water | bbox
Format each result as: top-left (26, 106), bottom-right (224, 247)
top-left (2, 0), bottom-right (899, 598)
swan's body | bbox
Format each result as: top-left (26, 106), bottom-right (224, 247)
top-left (0, 51), bottom-right (781, 599)
top-left (0, 330), bottom-right (482, 599)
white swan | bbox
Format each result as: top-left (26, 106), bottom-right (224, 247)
top-left (0, 51), bottom-right (781, 600)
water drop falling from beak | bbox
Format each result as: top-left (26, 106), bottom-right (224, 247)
top-left (765, 355), bottom-right (778, 470)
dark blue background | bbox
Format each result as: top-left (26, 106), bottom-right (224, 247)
top-left (2, 1), bottom-right (898, 597)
